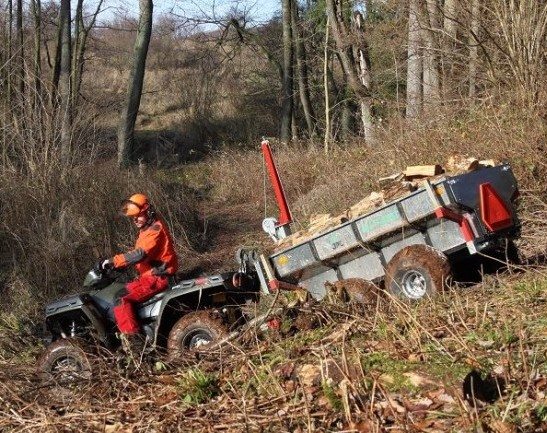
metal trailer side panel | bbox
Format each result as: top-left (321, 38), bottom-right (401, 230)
top-left (271, 242), bottom-right (318, 278)
top-left (314, 224), bottom-right (360, 260)
top-left (427, 219), bottom-right (466, 252)
top-left (337, 250), bottom-right (385, 281)
top-left (299, 266), bottom-right (338, 299)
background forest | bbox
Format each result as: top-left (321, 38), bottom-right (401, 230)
top-left (0, 0), bottom-right (546, 431)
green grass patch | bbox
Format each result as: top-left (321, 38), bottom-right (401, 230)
top-left (177, 368), bottom-right (219, 405)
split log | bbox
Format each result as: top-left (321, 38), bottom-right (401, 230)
top-left (404, 165), bottom-right (443, 178)
top-left (446, 155), bottom-right (479, 173)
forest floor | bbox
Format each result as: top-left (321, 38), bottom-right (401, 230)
top-left (0, 266), bottom-right (546, 432)
top-left (1, 106), bottom-right (546, 432)
top-left (1, 174), bottom-right (546, 432)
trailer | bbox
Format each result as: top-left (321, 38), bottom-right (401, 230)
top-left (251, 141), bottom-right (520, 301)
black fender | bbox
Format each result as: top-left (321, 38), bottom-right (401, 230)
top-left (153, 274), bottom-right (231, 343)
top-left (45, 295), bottom-right (107, 342)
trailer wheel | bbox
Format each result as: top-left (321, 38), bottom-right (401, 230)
top-left (167, 311), bottom-right (228, 358)
top-left (37, 339), bottom-right (92, 382)
top-left (385, 245), bottom-right (451, 300)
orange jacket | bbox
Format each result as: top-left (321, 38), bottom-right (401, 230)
top-left (112, 218), bottom-right (178, 277)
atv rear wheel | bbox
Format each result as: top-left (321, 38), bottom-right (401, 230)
top-left (384, 245), bottom-right (452, 300)
top-left (167, 311), bottom-right (228, 357)
top-left (37, 339), bottom-right (92, 381)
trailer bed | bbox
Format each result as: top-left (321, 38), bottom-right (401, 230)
top-left (268, 164), bottom-right (519, 299)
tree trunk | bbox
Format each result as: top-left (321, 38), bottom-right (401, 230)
top-left (51, 8), bottom-right (63, 104)
top-left (353, 11), bottom-right (374, 142)
top-left (280, 0), bottom-right (294, 143)
top-left (406, 0), bottom-right (422, 118)
top-left (72, 0), bottom-right (83, 106)
top-left (468, 0), bottom-right (480, 99)
top-left (59, 0), bottom-right (72, 162)
top-left (421, 0), bottom-right (441, 110)
top-left (72, 0), bottom-right (104, 107)
top-left (290, 0), bottom-right (315, 137)
top-left (16, 0), bottom-right (24, 98)
top-left (7, 0), bottom-right (13, 106)
top-left (340, 80), bottom-right (354, 140)
top-left (324, 16), bottom-right (331, 153)
top-left (443, 0), bottom-right (458, 41)
top-left (117, 0), bottom-right (153, 167)
top-left (32, 0), bottom-right (42, 104)
top-left (325, 0), bottom-right (374, 143)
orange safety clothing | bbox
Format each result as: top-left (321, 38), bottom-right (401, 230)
top-left (111, 218), bottom-right (178, 277)
top-left (113, 275), bottom-right (169, 334)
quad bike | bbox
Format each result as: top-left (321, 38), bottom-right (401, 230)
top-left (37, 249), bottom-right (261, 380)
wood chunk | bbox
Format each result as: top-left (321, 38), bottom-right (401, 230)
top-left (309, 213), bottom-right (331, 226)
top-left (383, 181), bottom-right (416, 202)
top-left (446, 155), bottom-right (479, 173)
top-left (379, 172), bottom-right (404, 187)
top-left (349, 191), bottom-right (384, 219)
top-left (307, 219), bottom-right (338, 236)
top-left (368, 191), bottom-right (384, 205)
top-left (404, 165), bottom-right (443, 178)
top-left (479, 159), bottom-right (496, 168)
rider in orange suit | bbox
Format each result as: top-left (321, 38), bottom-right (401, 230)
top-left (100, 193), bottom-right (178, 337)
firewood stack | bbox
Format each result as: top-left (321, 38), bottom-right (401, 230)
top-left (274, 155), bottom-right (496, 250)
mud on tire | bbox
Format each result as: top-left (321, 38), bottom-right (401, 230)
top-left (37, 338), bottom-right (92, 382)
top-left (167, 310), bottom-right (229, 358)
top-left (385, 245), bottom-right (452, 300)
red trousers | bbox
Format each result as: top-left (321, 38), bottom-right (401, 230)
top-left (113, 274), bottom-right (168, 334)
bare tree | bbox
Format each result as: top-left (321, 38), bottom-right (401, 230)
top-left (59, 0), bottom-right (72, 161)
top-left (406, 0), bottom-right (422, 118)
top-left (325, 0), bottom-right (374, 143)
top-left (72, 0), bottom-right (105, 106)
top-left (468, 0), bottom-right (479, 99)
top-left (31, 0), bottom-right (42, 103)
top-left (117, 0), bottom-right (153, 167)
top-left (280, 0), bottom-right (294, 143)
top-left (324, 15), bottom-right (331, 152)
top-left (491, 0), bottom-right (547, 106)
top-left (15, 0), bottom-right (24, 97)
top-left (420, 0), bottom-right (441, 110)
top-left (444, 0), bottom-right (458, 41)
top-left (51, 6), bottom-right (63, 104)
top-left (291, 0), bottom-right (315, 137)
top-left (6, 0), bottom-right (13, 106)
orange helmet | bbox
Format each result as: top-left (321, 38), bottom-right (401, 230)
top-left (121, 193), bottom-right (150, 217)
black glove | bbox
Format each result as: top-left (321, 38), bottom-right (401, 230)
top-left (95, 258), bottom-right (113, 273)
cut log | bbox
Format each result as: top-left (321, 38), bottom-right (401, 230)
top-left (383, 181), bottom-right (416, 202)
top-left (379, 172), bottom-right (404, 187)
top-left (479, 159), bottom-right (496, 168)
top-left (309, 213), bottom-right (331, 226)
top-left (446, 155), bottom-right (479, 173)
top-left (404, 165), bottom-right (443, 178)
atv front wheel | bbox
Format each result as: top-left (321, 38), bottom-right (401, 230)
top-left (167, 311), bottom-right (228, 357)
top-left (37, 339), bottom-right (92, 381)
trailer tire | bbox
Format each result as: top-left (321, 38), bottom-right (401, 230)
top-left (167, 311), bottom-right (228, 358)
top-left (37, 338), bottom-right (92, 382)
top-left (385, 245), bottom-right (451, 300)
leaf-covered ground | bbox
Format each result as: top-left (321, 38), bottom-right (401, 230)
top-left (1, 271), bottom-right (546, 432)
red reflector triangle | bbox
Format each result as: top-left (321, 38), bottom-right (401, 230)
top-left (479, 183), bottom-right (512, 232)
